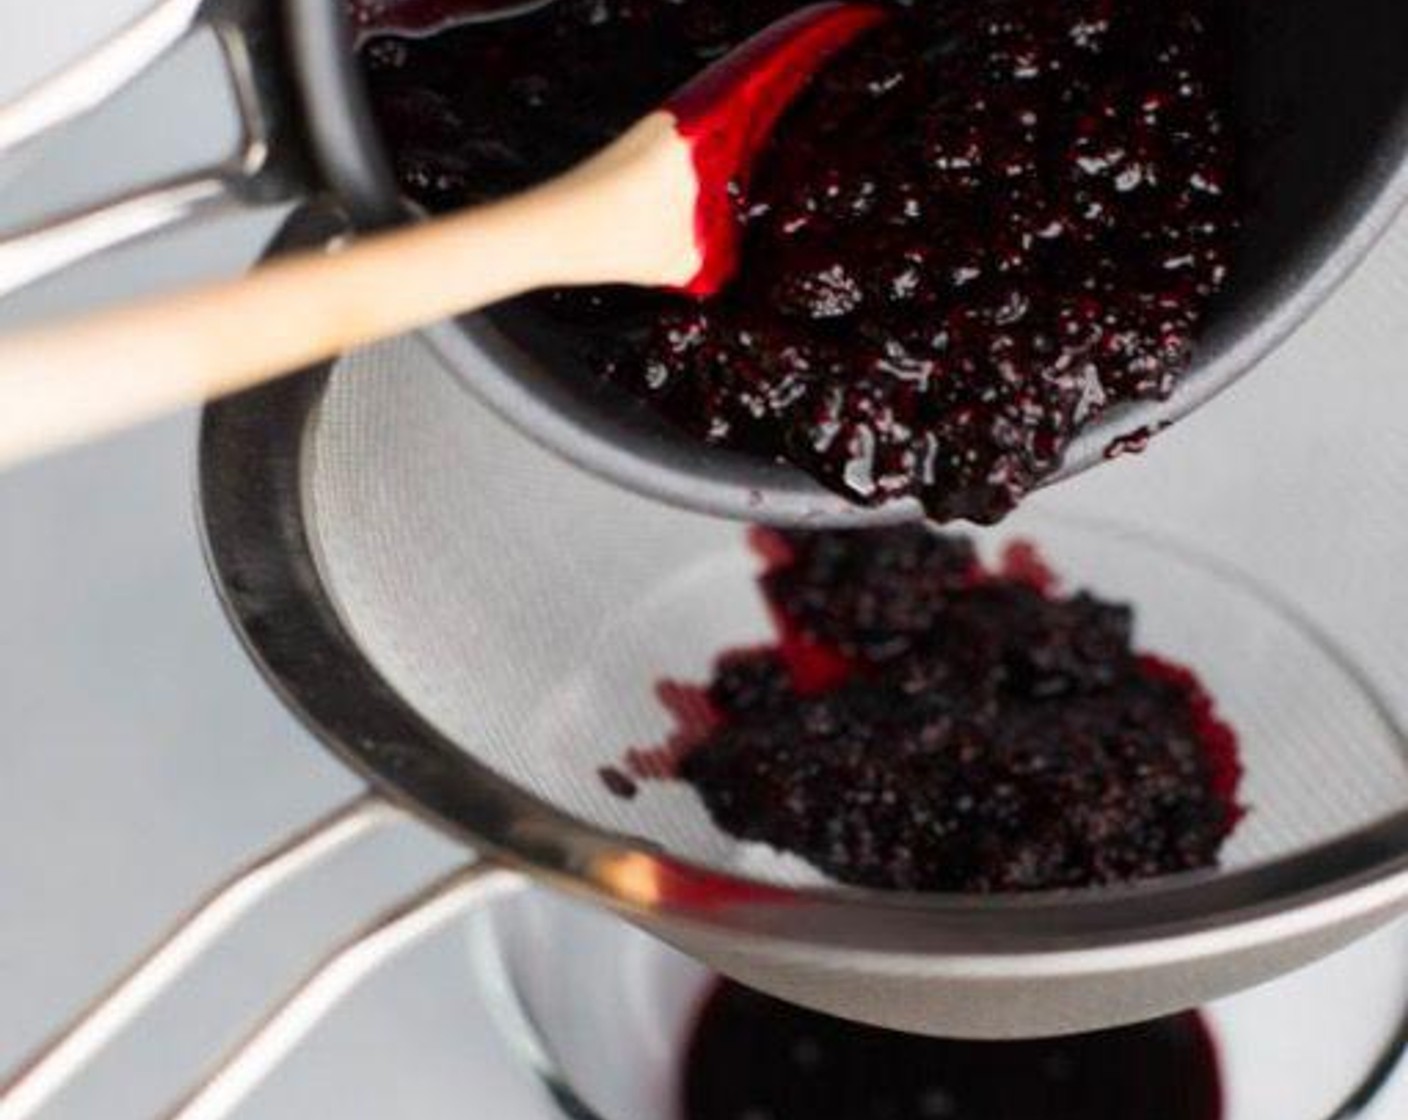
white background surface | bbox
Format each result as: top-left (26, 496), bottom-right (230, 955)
top-left (5, 4), bottom-right (1408, 1119)
top-left (0, 4), bottom-right (545, 1117)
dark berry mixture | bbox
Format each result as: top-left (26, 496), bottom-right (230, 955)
top-left (346, 0), bottom-right (490, 40)
top-left (685, 978), bottom-right (1223, 1120)
top-left (630, 527), bottom-right (1242, 892)
top-left (360, 0), bottom-right (1239, 522)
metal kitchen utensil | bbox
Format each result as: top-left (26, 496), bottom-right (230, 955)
top-left (12, 203), bottom-right (1408, 1119)
top-left (2, 0), bottom-right (1408, 522)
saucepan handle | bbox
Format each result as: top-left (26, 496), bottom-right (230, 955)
top-left (0, 0), bottom-right (318, 300)
top-left (0, 792), bottom-right (524, 1120)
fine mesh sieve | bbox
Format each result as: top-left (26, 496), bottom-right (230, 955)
top-left (180, 205), bottom-right (1408, 1048)
top-left (307, 341), bottom-right (1408, 885)
top-left (12, 215), bottom-right (1408, 1120)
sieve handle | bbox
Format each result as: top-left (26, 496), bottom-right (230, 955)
top-left (0, 0), bottom-right (311, 301)
top-left (0, 792), bottom-right (525, 1120)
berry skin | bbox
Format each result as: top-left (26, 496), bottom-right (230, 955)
top-left (676, 528), bottom-right (1242, 893)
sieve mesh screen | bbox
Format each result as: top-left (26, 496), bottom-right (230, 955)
top-left (304, 215), bottom-right (1408, 892)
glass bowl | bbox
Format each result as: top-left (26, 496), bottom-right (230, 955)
top-left (468, 890), bottom-right (1408, 1120)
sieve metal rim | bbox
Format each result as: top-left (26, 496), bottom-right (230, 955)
top-left (196, 271), bottom-right (1408, 969)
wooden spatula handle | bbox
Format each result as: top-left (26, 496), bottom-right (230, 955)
top-left (0, 112), bottom-right (698, 469)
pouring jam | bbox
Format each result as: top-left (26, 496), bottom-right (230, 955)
top-left (361, 0), bottom-right (1240, 522)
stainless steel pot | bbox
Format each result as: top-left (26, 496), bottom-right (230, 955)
top-left (4, 0), bottom-right (1408, 522)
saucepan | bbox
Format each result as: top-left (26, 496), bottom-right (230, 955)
top-left (2, 0), bottom-right (1408, 522)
